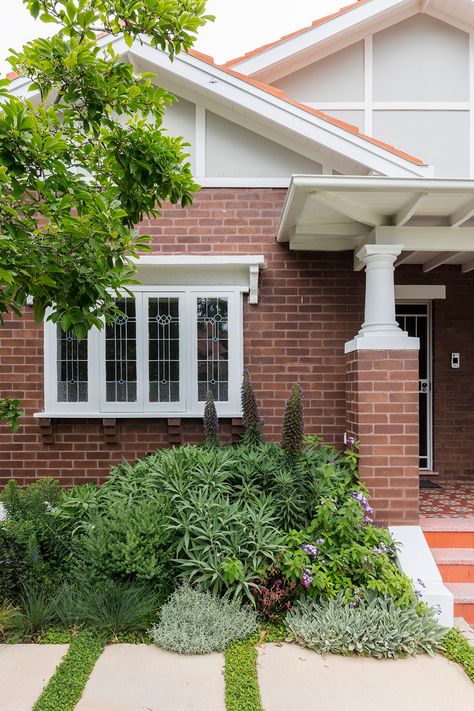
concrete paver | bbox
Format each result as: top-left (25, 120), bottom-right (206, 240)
top-left (258, 643), bottom-right (474, 711)
top-left (75, 643), bottom-right (226, 711)
top-left (0, 643), bottom-right (68, 711)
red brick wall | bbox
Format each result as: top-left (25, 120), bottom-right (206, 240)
top-left (0, 188), bottom-right (365, 487)
top-left (346, 349), bottom-right (419, 525)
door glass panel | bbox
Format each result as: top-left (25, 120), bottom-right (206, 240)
top-left (105, 297), bottom-right (137, 402)
top-left (148, 297), bottom-right (180, 403)
top-left (196, 297), bottom-right (229, 401)
top-left (57, 326), bottom-right (88, 402)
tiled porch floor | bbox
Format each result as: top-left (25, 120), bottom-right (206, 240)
top-left (420, 480), bottom-right (474, 518)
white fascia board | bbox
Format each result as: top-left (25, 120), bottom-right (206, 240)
top-left (395, 285), bottom-right (446, 300)
top-left (133, 255), bottom-right (265, 267)
top-left (390, 525), bottom-right (453, 627)
top-left (230, 0), bottom-right (412, 76)
top-left (127, 40), bottom-right (429, 178)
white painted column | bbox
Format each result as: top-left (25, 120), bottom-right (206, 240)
top-left (345, 245), bottom-right (419, 352)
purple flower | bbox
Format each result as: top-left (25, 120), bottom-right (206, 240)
top-left (301, 543), bottom-right (319, 558)
top-left (316, 538), bottom-right (325, 545)
top-left (301, 569), bottom-right (313, 589)
top-left (347, 435), bottom-right (357, 446)
top-left (417, 578), bottom-right (426, 589)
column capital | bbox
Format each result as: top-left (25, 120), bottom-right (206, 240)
top-left (355, 244), bottom-right (404, 264)
top-left (346, 243), bottom-right (418, 352)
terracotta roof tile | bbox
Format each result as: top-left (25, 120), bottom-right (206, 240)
top-left (222, 0), bottom-right (370, 68)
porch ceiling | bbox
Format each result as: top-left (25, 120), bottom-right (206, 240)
top-left (277, 176), bottom-right (474, 272)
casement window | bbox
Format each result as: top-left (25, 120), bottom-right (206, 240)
top-left (44, 287), bottom-right (244, 417)
top-left (40, 256), bottom-right (264, 419)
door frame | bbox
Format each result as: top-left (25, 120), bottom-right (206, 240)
top-left (395, 300), bottom-right (433, 472)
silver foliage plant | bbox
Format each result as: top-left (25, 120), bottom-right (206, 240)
top-left (285, 594), bottom-right (448, 659)
top-left (149, 586), bottom-right (257, 654)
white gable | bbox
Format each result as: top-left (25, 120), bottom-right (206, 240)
top-left (266, 11), bottom-right (473, 178)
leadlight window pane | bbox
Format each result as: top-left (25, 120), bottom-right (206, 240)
top-left (105, 298), bottom-right (137, 402)
top-left (57, 325), bottom-right (88, 402)
top-left (197, 297), bottom-right (229, 402)
top-left (148, 297), bottom-right (180, 402)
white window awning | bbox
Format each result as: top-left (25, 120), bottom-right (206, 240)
top-left (277, 176), bottom-right (474, 273)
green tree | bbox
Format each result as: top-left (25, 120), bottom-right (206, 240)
top-left (0, 0), bottom-right (212, 428)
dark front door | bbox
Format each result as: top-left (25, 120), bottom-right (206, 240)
top-left (396, 303), bottom-right (432, 471)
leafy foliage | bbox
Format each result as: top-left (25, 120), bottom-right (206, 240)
top-left (285, 593), bottom-right (447, 658)
top-left (203, 390), bottom-right (220, 446)
top-left (241, 369), bottom-right (264, 445)
top-left (0, 0), bottom-right (211, 423)
top-left (13, 585), bottom-right (57, 639)
top-left (70, 495), bottom-right (173, 595)
top-left (252, 564), bottom-right (297, 621)
top-left (149, 585), bottom-right (257, 654)
top-left (281, 385), bottom-right (304, 459)
top-left (0, 517), bottom-right (51, 600)
top-left (33, 631), bottom-right (105, 711)
top-left (443, 628), bottom-right (474, 683)
top-left (279, 490), bottom-right (415, 606)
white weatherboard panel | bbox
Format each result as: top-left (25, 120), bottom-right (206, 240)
top-left (373, 14), bottom-right (469, 101)
top-left (205, 111), bottom-right (323, 178)
top-left (161, 96), bottom-right (196, 167)
top-left (273, 41), bottom-right (364, 103)
top-left (373, 110), bottom-right (470, 177)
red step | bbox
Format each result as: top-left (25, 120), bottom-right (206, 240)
top-left (421, 518), bottom-right (474, 625)
top-left (431, 549), bottom-right (474, 582)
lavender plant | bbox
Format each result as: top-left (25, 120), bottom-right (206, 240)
top-left (203, 391), bottom-right (220, 446)
top-left (241, 370), bottom-right (264, 445)
top-left (281, 385), bottom-right (304, 459)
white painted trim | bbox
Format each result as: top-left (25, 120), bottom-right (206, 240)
top-left (133, 255), bottom-right (266, 267)
top-left (197, 177), bottom-right (290, 188)
top-left (389, 525), bottom-right (454, 628)
top-left (194, 104), bottom-right (206, 178)
top-left (364, 35), bottom-right (373, 135)
top-left (305, 102), bottom-right (471, 111)
top-left (395, 285), bottom-right (446, 300)
top-left (34, 410), bottom-right (243, 419)
top-left (469, 33), bottom-right (474, 178)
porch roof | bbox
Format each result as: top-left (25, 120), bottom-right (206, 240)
top-left (277, 176), bottom-right (474, 273)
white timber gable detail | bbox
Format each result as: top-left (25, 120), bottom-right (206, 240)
top-left (9, 32), bottom-right (432, 183)
top-left (229, 0), bottom-right (474, 178)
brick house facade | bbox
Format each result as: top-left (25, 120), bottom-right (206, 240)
top-left (4, 1), bottom-right (474, 528)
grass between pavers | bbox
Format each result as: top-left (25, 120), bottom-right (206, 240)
top-left (33, 631), bottom-right (105, 711)
top-left (224, 623), bottom-right (286, 711)
top-left (443, 628), bottom-right (474, 683)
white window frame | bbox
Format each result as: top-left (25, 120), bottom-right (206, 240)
top-left (42, 286), bottom-right (244, 418)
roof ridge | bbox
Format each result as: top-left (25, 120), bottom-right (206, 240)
top-left (222, 0), bottom-right (370, 68)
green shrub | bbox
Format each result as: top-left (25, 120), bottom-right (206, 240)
top-left (0, 517), bottom-right (54, 600)
top-left (170, 492), bottom-right (282, 602)
top-left (279, 488), bottom-right (415, 606)
top-left (149, 586), bottom-right (257, 654)
top-left (71, 496), bottom-right (173, 596)
top-left (285, 594), bottom-right (447, 658)
top-left (56, 580), bottom-right (159, 638)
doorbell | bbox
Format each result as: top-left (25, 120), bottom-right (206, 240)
top-left (451, 352), bottom-right (460, 369)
